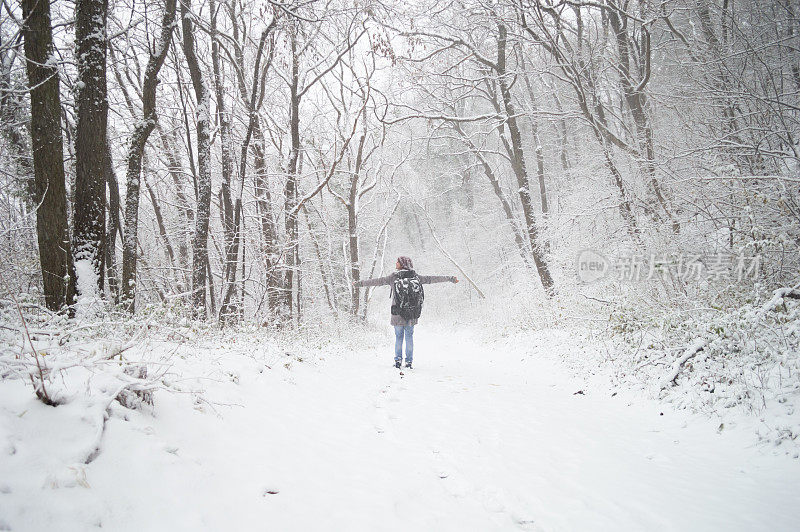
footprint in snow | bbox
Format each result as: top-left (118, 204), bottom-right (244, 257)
top-left (512, 515), bottom-right (540, 531)
top-left (372, 385), bottom-right (396, 434)
top-left (439, 474), bottom-right (470, 498)
top-left (432, 453), bottom-right (450, 479)
top-left (432, 451), bottom-right (468, 497)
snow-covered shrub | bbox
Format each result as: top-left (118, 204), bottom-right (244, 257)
top-left (0, 299), bottom-right (170, 408)
top-left (609, 287), bottom-right (800, 445)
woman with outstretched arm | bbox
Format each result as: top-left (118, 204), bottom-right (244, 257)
top-left (355, 256), bottom-right (458, 369)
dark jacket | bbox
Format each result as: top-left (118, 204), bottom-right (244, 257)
top-left (356, 269), bottom-right (456, 326)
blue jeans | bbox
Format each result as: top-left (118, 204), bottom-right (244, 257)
top-left (394, 325), bottom-right (414, 364)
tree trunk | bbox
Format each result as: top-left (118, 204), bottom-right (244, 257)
top-left (452, 121), bottom-right (532, 268)
top-left (253, 133), bottom-right (281, 315)
top-left (283, 29), bottom-right (301, 322)
top-left (20, 0), bottom-right (76, 312)
top-left (181, 0), bottom-right (213, 319)
top-left (551, 92), bottom-right (571, 172)
top-left (73, 0), bottom-right (109, 297)
top-left (104, 146), bottom-right (121, 304)
top-left (120, 0), bottom-right (176, 313)
top-left (227, 6), bottom-right (281, 318)
top-left (516, 48), bottom-right (550, 219)
top-left (144, 173), bottom-right (178, 273)
top-left (156, 120), bottom-right (193, 272)
top-left (496, 23), bottom-right (554, 296)
top-left (210, 0), bottom-right (237, 321)
top-left (606, 8), bottom-right (678, 232)
top-left (302, 206), bottom-right (336, 311)
top-left (347, 122), bottom-right (368, 316)
top-left (218, 25), bottom-right (273, 323)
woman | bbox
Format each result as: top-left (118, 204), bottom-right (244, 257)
top-left (354, 256), bottom-right (458, 369)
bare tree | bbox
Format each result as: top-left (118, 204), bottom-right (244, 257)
top-left (516, 0), bottom-right (642, 238)
top-left (219, 16), bottom-right (277, 323)
top-left (181, 0), bottom-right (213, 318)
top-left (278, 14), bottom-right (368, 321)
top-left (394, 15), bottom-right (556, 294)
top-left (220, 0), bottom-right (284, 317)
top-left (120, 0), bottom-right (177, 313)
top-left (209, 0), bottom-right (237, 320)
top-left (104, 146), bottom-right (121, 303)
top-left (20, 0), bottom-right (76, 311)
top-left (323, 55), bottom-right (379, 316)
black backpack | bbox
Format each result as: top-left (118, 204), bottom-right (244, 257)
top-left (392, 270), bottom-right (424, 321)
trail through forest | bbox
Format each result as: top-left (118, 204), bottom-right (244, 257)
top-left (4, 0), bottom-right (800, 529)
top-left (3, 327), bottom-right (798, 531)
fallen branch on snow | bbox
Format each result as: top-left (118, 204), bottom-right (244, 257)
top-left (84, 376), bottom-right (162, 464)
top-left (660, 338), bottom-right (706, 389)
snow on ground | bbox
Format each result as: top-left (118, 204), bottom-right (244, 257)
top-left (1, 322), bottom-right (799, 531)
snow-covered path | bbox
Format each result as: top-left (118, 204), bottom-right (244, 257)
top-left (4, 327), bottom-right (800, 531)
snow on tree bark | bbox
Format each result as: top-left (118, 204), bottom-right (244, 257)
top-left (181, 0), bottom-right (213, 319)
top-left (73, 0), bottom-right (109, 300)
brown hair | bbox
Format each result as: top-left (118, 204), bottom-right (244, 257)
top-left (397, 256), bottom-right (414, 269)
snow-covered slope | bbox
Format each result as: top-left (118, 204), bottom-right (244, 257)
top-left (1, 325), bottom-right (799, 531)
